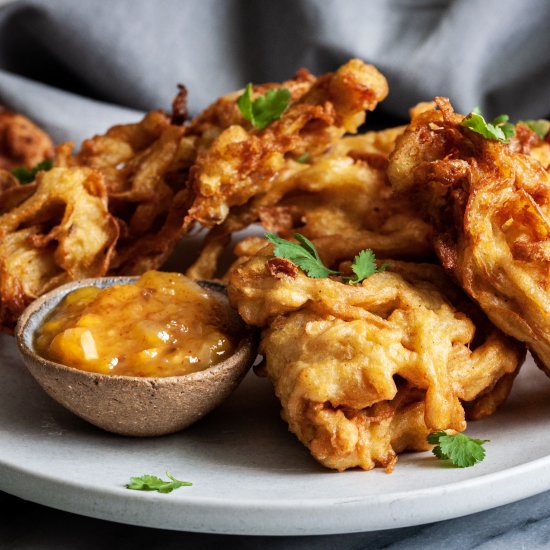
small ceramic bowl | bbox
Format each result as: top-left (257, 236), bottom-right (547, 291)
top-left (16, 277), bottom-right (258, 437)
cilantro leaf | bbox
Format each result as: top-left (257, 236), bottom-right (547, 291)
top-left (236, 83), bottom-right (254, 122)
top-left (237, 84), bottom-right (290, 129)
top-left (126, 472), bottom-right (192, 494)
top-left (265, 232), bottom-right (339, 278)
top-left (518, 119), bottom-right (550, 140)
top-left (428, 431), bottom-right (489, 468)
top-left (293, 233), bottom-right (322, 261)
top-left (11, 159), bottom-right (53, 184)
top-left (295, 152), bottom-right (310, 164)
top-left (461, 109), bottom-right (515, 143)
top-left (344, 249), bottom-right (387, 284)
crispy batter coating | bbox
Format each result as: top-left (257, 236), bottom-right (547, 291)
top-left (388, 97), bottom-right (550, 376)
top-left (0, 171), bottom-right (37, 214)
top-left (187, 68), bottom-right (316, 153)
top-left (0, 167), bottom-right (118, 331)
top-left (186, 107), bottom-right (430, 281)
top-left (0, 109), bottom-right (54, 170)
top-left (511, 122), bottom-right (550, 169)
top-left (207, 132), bottom-right (432, 280)
top-left (256, 133), bottom-right (432, 266)
top-left (186, 59), bottom-right (389, 228)
top-left (228, 250), bottom-right (524, 471)
top-left (72, 110), bottom-right (195, 273)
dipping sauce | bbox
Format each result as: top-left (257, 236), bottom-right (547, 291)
top-left (34, 271), bottom-right (237, 377)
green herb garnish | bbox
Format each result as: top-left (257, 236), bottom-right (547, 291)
top-left (461, 107), bottom-right (515, 143)
top-left (343, 249), bottom-right (388, 284)
top-left (126, 472), bottom-right (192, 494)
top-left (295, 152), bottom-right (310, 164)
top-left (427, 431), bottom-right (489, 468)
top-left (265, 233), bottom-right (386, 283)
top-left (266, 232), bottom-right (339, 279)
top-left (517, 119), bottom-right (550, 140)
top-left (11, 159), bottom-right (53, 184)
top-left (237, 83), bottom-right (291, 129)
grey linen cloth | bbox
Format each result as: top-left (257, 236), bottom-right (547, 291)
top-left (1, 0), bottom-right (550, 144)
top-left (1, 0), bottom-right (550, 548)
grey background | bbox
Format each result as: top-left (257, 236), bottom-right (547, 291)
top-left (1, 0), bottom-right (550, 547)
top-left (1, 0), bottom-right (550, 144)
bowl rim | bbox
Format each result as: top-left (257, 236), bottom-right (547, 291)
top-left (15, 275), bottom-right (257, 384)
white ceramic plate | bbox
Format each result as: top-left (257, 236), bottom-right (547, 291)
top-left (1, 333), bottom-right (550, 536)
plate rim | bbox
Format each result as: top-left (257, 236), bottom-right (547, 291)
top-left (2, 444), bottom-right (550, 535)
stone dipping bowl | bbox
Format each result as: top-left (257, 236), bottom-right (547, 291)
top-left (15, 276), bottom-right (258, 437)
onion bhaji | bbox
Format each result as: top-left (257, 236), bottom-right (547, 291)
top-left (388, 97), bottom-right (550, 376)
top-left (186, 59), bottom-right (391, 278)
top-left (69, 110), bottom-right (195, 274)
top-left (0, 167), bottom-right (118, 331)
top-left (211, 131), bottom-right (433, 281)
top-left (228, 247), bottom-right (524, 472)
top-left (0, 109), bottom-right (54, 170)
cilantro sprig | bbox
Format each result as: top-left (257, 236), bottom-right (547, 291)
top-left (343, 249), bottom-right (388, 283)
top-left (265, 233), bottom-right (386, 284)
top-left (427, 431), bottom-right (489, 468)
top-left (126, 472), bottom-right (192, 494)
top-left (11, 159), bottom-right (53, 184)
top-left (237, 84), bottom-right (291, 129)
top-left (266, 232), bottom-right (339, 279)
top-left (517, 119), bottom-right (550, 140)
top-left (461, 107), bottom-right (515, 143)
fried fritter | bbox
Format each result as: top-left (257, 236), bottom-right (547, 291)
top-left (0, 108), bottom-right (194, 330)
top-left (186, 102), bottom-right (434, 281)
top-left (185, 59), bottom-right (389, 278)
top-left (71, 110), bottom-right (195, 274)
top-left (0, 109), bottom-right (54, 171)
top-left (0, 60), bottom-right (393, 328)
top-left (209, 132), bottom-right (432, 281)
top-left (388, 97), bottom-right (550, 376)
top-left (228, 248), bottom-right (524, 472)
top-left (0, 167), bottom-right (118, 331)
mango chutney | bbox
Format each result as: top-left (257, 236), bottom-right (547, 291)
top-left (34, 271), bottom-right (237, 377)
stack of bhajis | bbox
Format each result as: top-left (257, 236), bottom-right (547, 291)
top-left (2, 59), bottom-right (549, 472)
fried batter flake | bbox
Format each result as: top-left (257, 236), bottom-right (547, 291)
top-left (228, 251), bottom-right (524, 471)
top-left (388, 97), bottom-right (550, 376)
top-left (0, 171), bottom-right (37, 214)
top-left (0, 109), bottom-right (54, 171)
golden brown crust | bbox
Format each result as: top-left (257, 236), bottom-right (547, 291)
top-left (0, 167), bottom-right (119, 331)
top-left (186, 128), bottom-right (432, 280)
top-left (0, 109), bottom-right (54, 170)
top-left (73, 110), bottom-right (195, 274)
top-left (186, 59), bottom-right (389, 228)
top-left (228, 251), bottom-right (525, 471)
top-left (387, 97), bottom-right (550, 374)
